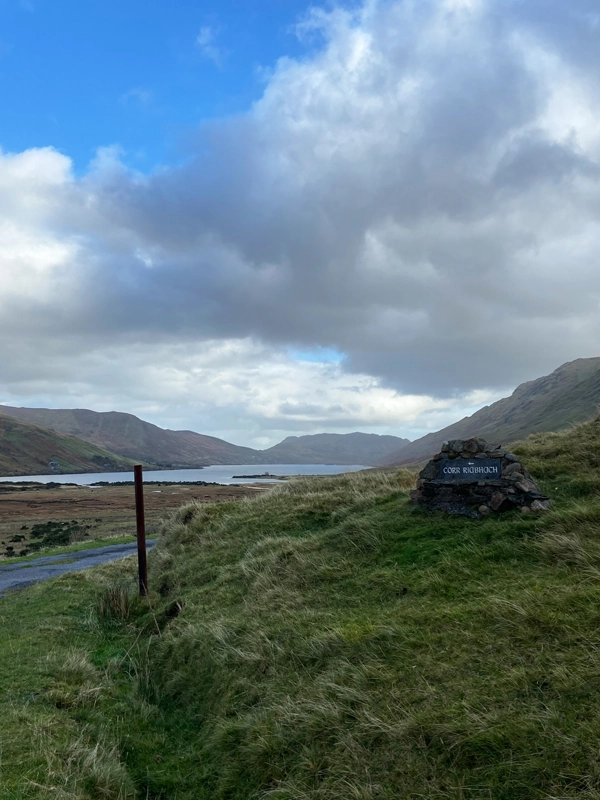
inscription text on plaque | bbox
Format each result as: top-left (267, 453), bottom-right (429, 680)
top-left (438, 458), bottom-right (502, 483)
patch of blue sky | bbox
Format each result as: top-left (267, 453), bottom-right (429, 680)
top-left (0, 0), bottom-right (316, 172)
top-left (289, 347), bottom-right (345, 364)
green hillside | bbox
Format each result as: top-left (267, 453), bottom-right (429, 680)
top-left (3, 418), bottom-right (600, 796)
top-left (383, 356), bottom-right (600, 465)
top-left (0, 412), bottom-right (140, 475)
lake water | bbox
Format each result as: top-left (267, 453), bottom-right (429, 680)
top-left (0, 464), bottom-right (367, 486)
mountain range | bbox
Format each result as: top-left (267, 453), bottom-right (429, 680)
top-left (0, 405), bottom-right (408, 472)
top-left (1, 357), bottom-right (599, 476)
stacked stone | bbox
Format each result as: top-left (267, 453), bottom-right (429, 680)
top-left (409, 437), bottom-right (550, 519)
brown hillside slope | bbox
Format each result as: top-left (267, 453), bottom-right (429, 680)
top-left (382, 357), bottom-right (600, 466)
top-left (0, 413), bottom-right (140, 476)
top-left (0, 407), bottom-right (263, 467)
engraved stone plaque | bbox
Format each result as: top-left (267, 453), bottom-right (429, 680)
top-left (437, 458), bottom-right (502, 483)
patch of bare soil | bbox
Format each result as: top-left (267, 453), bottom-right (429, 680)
top-left (0, 482), bottom-right (264, 558)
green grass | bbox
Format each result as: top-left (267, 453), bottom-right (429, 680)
top-left (0, 563), bottom-right (139, 798)
top-left (4, 421), bottom-right (600, 797)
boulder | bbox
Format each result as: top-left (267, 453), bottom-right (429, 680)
top-left (489, 492), bottom-right (515, 513)
top-left (530, 499), bottom-right (551, 512)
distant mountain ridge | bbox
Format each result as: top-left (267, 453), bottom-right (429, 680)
top-left (5, 356), bottom-right (597, 474)
top-left (263, 432), bottom-right (409, 465)
top-left (381, 357), bottom-right (600, 466)
top-left (0, 412), bottom-right (139, 477)
top-left (0, 406), bottom-right (408, 468)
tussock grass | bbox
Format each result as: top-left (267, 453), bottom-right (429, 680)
top-left (96, 582), bottom-right (137, 622)
top-left (515, 417), bottom-right (600, 577)
top-left (0, 566), bottom-right (137, 799)
top-left (29, 724), bottom-right (136, 799)
top-left (513, 415), bottom-right (600, 494)
top-left (5, 424), bottom-right (600, 797)
top-left (89, 438), bottom-right (600, 799)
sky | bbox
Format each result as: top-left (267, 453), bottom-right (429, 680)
top-left (1, 0), bottom-right (599, 449)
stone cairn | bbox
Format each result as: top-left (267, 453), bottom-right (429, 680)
top-left (409, 437), bottom-right (551, 518)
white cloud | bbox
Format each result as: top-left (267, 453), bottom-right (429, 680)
top-left (0, 336), bottom-right (505, 447)
top-left (196, 25), bottom-right (225, 67)
top-left (0, 148), bottom-right (81, 309)
top-left (119, 87), bottom-right (154, 106)
top-left (0, 147), bottom-right (72, 209)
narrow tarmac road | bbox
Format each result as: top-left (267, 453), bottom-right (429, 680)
top-left (0, 540), bottom-right (157, 597)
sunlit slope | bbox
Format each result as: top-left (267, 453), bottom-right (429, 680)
top-left (383, 356), bottom-right (600, 465)
top-left (119, 415), bottom-right (600, 798)
top-left (0, 412), bottom-right (139, 476)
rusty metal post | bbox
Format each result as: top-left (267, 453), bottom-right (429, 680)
top-left (134, 464), bottom-right (148, 596)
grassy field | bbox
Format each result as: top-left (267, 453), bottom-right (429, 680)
top-left (2, 419), bottom-right (600, 797)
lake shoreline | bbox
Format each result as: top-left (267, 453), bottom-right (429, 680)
top-left (0, 463), bottom-right (367, 486)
